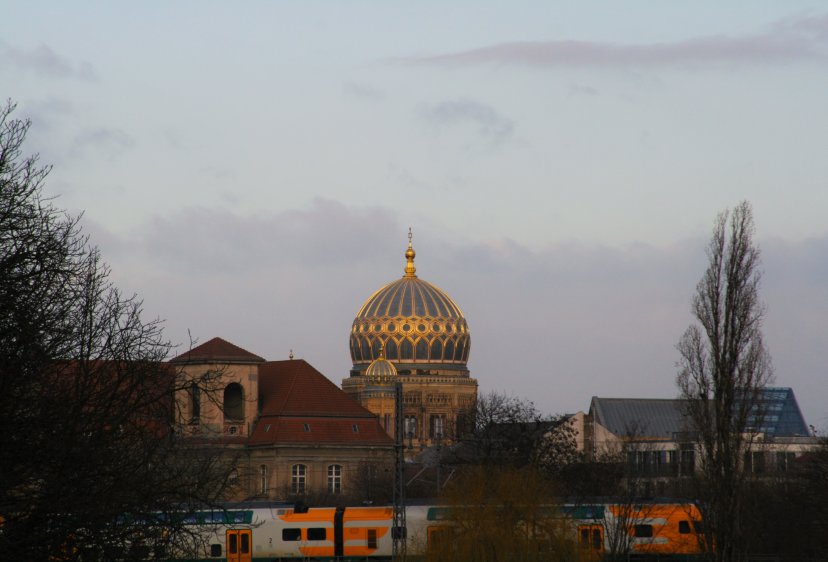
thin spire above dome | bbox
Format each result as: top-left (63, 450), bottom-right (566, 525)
top-left (404, 227), bottom-right (417, 278)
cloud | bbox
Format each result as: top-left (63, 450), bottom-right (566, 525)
top-left (0, 41), bottom-right (96, 80)
top-left (86, 202), bottom-right (828, 429)
top-left (402, 14), bottom-right (828, 68)
top-left (418, 98), bottom-right (514, 144)
top-left (19, 98), bottom-right (75, 132)
top-left (72, 128), bottom-right (135, 160)
top-left (342, 81), bottom-right (386, 101)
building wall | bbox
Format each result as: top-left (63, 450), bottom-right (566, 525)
top-left (175, 362), bottom-right (259, 438)
top-left (341, 373), bottom-right (478, 453)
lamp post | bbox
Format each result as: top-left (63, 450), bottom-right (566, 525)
top-left (392, 381), bottom-right (406, 561)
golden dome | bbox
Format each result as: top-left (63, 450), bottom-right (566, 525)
top-left (365, 348), bottom-right (398, 384)
top-left (350, 233), bottom-right (470, 373)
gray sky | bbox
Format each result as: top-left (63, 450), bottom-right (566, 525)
top-left (3, 1), bottom-right (827, 429)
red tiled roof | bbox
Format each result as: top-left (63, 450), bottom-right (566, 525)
top-left (248, 416), bottom-right (393, 446)
top-left (258, 360), bottom-right (376, 418)
top-left (169, 337), bottom-right (265, 364)
top-left (251, 359), bottom-right (393, 447)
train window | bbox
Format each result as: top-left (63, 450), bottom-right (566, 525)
top-left (592, 529), bottom-right (601, 550)
top-left (228, 534), bottom-right (238, 553)
top-left (679, 520), bottom-right (691, 534)
top-left (368, 529), bottom-right (378, 549)
top-left (307, 528), bottom-right (326, 541)
top-left (240, 533), bottom-right (250, 553)
top-left (634, 525), bottom-right (653, 538)
top-left (283, 528), bottom-right (301, 541)
top-left (580, 529), bottom-right (589, 547)
top-left (210, 544), bottom-right (222, 557)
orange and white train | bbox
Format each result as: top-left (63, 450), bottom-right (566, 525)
top-left (172, 501), bottom-right (705, 561)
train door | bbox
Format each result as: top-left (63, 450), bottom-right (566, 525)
top-left (577, 524), bottom-right (603, 561)
top-left (226, 529), bottom-right (252, 562)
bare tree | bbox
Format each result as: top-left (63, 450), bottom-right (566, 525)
top-left (0, 101), bottom-right (231, 561)
top-left (676, 201), bottom-right (774, 562)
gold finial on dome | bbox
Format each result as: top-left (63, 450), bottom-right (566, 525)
top-left (404, 227), bottom-right (417, 278)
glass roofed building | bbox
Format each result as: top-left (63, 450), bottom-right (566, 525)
top-left (341, 232), bottom-right (478, 453)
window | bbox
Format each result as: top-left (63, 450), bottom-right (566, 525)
top-left (404, 416), bottom-right (417, 438)
top-left (634, 525), bottom-right (653, 538)
top-left (367, 529), bottom-right (378, 549)
top-left (430, 415), bottom-right (445, 439)
top-left (210, 544), bottom-right (222, 556)
top-left (328, 464), bottom-right (342, 494)
top-left (303, 423), bottom-right (311, 432)
top-left (228, 469), bottom-right (240, 487)
top-left (228, 534), bottom-right (237, 554)
top-left (282, 529), bottom-right (301, 541)
top-left (223, 383), bottom-right (244, 421)
top-left (776, 452), bottom-right (796, 472)
top-left (259, 465), bottom-right (268, 496)
top-left (744, 451), bottom-right (765, 474)
top-left (307, 528), bottom-right (326, 541)
top-left (292, 464), bottom-right (306, 494)
top-left (679, 520), bottom-right (691, 534)
top-left (190, 382), bottom-right (201, 424)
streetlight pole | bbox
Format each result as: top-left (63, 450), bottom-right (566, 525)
top-left (392, 381), bottom-right (406, 561)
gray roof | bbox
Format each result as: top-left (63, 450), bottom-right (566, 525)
top-left (589, 397), bottom-right (687, 439)
top-left (590, 387), bottom-right (811, 439)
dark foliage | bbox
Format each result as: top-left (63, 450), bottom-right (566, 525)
top-left (0, 102), bottom-right (230, 561)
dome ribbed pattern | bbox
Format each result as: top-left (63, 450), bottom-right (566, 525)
top-left (365, 355), bottom-right (398, 384)
top-left (350, 275), bottom-right (470, 370)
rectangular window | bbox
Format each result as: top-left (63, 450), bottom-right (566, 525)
top-left (210, 544), bottom-right (222, 557)
top-left (745, 451), bottom-right (765, 474)
top-left (405, 416), bottom-right (417, 437)
top-left (292, 464), bottom-right (306, 494)
top-left (240, 533), bottom-right (250, 553)
top-left (228, 534), bottom-right (237, 553)
top-left (367, 528), bottom-right (378, 549)
top-left (283, 529), bottom-right (301, 541)
top-left (679, 520), bottom-right (691, 534)
top-left (259, 465), bottom-right (268, 495)
top-left (634, 525), bottom-right (653, 538)
top-left (592, 529), bottom-right (601, 550)
top-left (327, 464), bottom-right (342, 494)
top-left (430, 415), bottom-right (445, 439)
top-left (307, 528), bottom-right (326, 541)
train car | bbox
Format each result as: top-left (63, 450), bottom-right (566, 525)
top-left (162, 501), bottom-right (704, 561)
top-left (567, 502), bottom-right (705, 560)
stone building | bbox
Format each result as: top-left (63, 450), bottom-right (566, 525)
top-left (341, 234), bottom-right (478, 454)
top-left (172, 337), bottom-right (393, 500)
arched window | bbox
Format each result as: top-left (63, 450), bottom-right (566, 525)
top-left (415, 338), bottom-right (429, 360)
top-left (327, 464), bottom-right (342, 494)
top-left (444, 339), bottom-right (455, 360)
top-left (190, 381), bottom-right (201, 424)
top-left (259, 465), bottom-right (268, 496)
top-left (400, 339), bottom-right (413, 360)
top-left (292, 464), bottom-right (306, 494)
top-left (454, 339), bottom-right (464, 361)
top-left (430, 339), bottom-right (443, 361)
top-left (385, 339), bottom-right (398, 360)
top-left (223, 383), bottom-right (244, 421)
